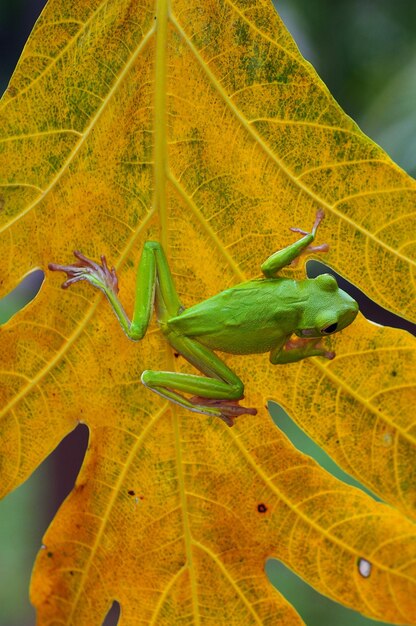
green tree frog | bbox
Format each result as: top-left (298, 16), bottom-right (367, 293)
top-left (49, 211), bottom-right (358, 425)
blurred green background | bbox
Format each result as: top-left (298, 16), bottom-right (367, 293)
top-left (1, 1), bottom-right (415, 625)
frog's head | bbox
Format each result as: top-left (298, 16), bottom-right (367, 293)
top-left (295, 273), bottom-right (359, 338)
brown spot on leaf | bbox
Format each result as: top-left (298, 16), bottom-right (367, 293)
top-left (257, 503), bottom-right (267, 513)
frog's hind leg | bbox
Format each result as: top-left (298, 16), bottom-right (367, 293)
top-left (141, 334), bottom-right (257, 426)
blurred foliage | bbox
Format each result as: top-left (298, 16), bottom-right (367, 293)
top-left (0, 1), bottom-right (415, 626)
top-left (0, 463), bottom-right (49, 626)
top-left (278, 0), bottom-right (416, 111)
top-left (277, 0), bottom-right (416, 175)
top-left (362, 58), bottom-right (416, 178)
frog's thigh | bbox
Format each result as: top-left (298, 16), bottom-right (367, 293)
top-left (142, 333), bottom-right (244, 400)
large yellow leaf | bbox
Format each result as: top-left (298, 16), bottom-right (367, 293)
top-left (1, 1), bottom-right (415, 624)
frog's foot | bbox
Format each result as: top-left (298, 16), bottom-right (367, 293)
top-left (189, 396), bottom-right (258, 427)
top-left (290, 209), bottom-right (325, 237)
top-left (49, 251), bottom-right (119, 295)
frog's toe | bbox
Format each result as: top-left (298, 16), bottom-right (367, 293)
top-left (306, 243), bottom-right (329, 254)
top-left (49, 251), bottom-right (119, 294)
top-left (290, 209), bottom-right (325, 237)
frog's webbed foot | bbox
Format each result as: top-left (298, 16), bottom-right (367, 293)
top-left (49, 251), bottom-right (119, 295)
top-left (189, 396), bottom-right (258, 427)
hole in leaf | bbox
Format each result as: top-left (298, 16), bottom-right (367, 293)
top-left (48, 423), bottom-right (89, 507)
top-left (32, 423), bottom-right (89, 536)
top-left (102, 601), bottom-right (120, 626)
top-left (357, 557), bottom-right (372, 578)
top-left (0, 269), bottom-right (44, 325)
top-left (268, 402), bottom-right (380, 501)
top-left (307, 260), bottom-right (416, 335)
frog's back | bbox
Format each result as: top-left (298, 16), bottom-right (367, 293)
top-left (167, 278), bottom-right (305, 355)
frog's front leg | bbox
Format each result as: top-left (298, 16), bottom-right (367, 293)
top-left (49, 243), bottom-right (256, 426)
top-left (270, 336), bottom-right (335, 364)
top-left (261, 209), bottom-right (328, 277)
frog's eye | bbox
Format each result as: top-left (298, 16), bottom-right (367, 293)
top-left (316, 274), bottom-right (338, 292)
top-left (321, 322), bottom-right (338, 335)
